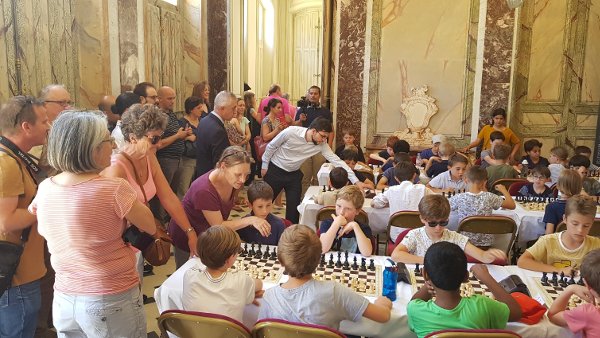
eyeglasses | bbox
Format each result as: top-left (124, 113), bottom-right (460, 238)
top-left (101, 137), bottom-right (116, 145)
top-left (146, 95), bottom-right (158, 100)
top-left (427, 220), bottom-right (449, 227)
top-left (13, 97), bottom-right (35, 127)
top-left (148, 135), bottom-right (162, 145)
top-left (45, 100), bottom-right (73, 107)
top-left (317, 132), bottom-right (329, 140)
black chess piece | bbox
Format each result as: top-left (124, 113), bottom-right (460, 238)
top-left (369, 259), bottom-right (375, 271)
top-left (577, 276), bottom-right (585, 286)
top-left (568, 272), bottom-right (576, 285)
top-left (320, 254), bottom-right (325, 267)
top-left (256, 243), bottom-right (263, 258)
top-left (360, 258), bottom-right (367, 272)
top-left (335, 251), bottom-right (342, 268)
top-left (343, 252), bottom-right (350, 269)
top-left (249, 243), bottom-right (255, 256)
top-left (240, 244), bottom-right (247, 257)
top-left (328, 254), bottom-right (334, 268)
top-left (559, 277), bottom-right (567, 288)
top-left (381, 187), bottom-right (385, 194)
top-left (328, 186), bottom-right (333, 192)
top-left (322, 185), bottom-right (327, 192)
top-left (551, 271), bottom-right (558, 286)
top-left (415, 263), bottom-right (421, 276)
top-left (541, 272), bottom-right (549, 286)
top-left (264, 246), bottom-right (270, 259)
top-left (351, 256), bottom-right (358, 270)
top-left (442, 191), bottom-right (446, 198)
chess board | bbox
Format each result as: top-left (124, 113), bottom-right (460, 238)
top-left (408, 269), bottom-right (494, 299)
top-left (230, 244), bottom-right (284, 282)
top-left (532, 277), bottom-right (585, 310)
top-left (517, 202), bottom-right (548, 212)
top-left (314, 253), bottom-right (382, 297)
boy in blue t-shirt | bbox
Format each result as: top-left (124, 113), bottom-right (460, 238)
top-left (543, 169), bottom-right (582, 234)
top-left (237, 181), bottom-right (286, 245)
top-left (407, 242), bottom-right (521, 338)
top-left (319, 185), bottom-right (373, 256)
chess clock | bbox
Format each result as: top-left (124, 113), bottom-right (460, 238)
top-left (499, 274), bottom-right (530, 297)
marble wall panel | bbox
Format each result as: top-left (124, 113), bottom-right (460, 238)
top-left (145, 4), bottom-right (162, 88)
top-left (118, 0), bottom-right (139, 91)
top-left (520, 112), bottom-right (561, 127)
top-left (0, 1), bottom-right (13, 101)
top-left (207, 0), bottom-right (228, 102)
top-left (526, 0), bottom-right (567, 102)
top-left (376, 0), bottom-right (471, 137)
top-left (161, 10), bottom-right (184, 110)
top-left (581, 0), bottom-right (600, 103)
top-left (478, 0), bottom-right (514, 127)
top-left (576, 113), bottom-right (598, 129)
top-left (48, 0), bottom-right (78, 97)
top-left (181, 0), bottom-right (206, 99)
top-left (335, 0), bottom-right (367, 145)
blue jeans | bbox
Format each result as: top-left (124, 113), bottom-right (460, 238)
top-left (0, 279), bottom-right (42, 338)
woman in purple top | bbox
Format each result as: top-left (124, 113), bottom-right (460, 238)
top-left (169, 146), bottom-right (272, 268)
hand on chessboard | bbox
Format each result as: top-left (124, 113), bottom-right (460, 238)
top-left (470, 264), bottom-right (492, 280)
top-left (558, 265), bottom-right (578, 277)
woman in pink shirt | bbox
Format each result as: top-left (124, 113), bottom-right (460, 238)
top-left (30, 111), bottom-right (157, 337)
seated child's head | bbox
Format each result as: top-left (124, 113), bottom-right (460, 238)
top-left (531, 166), bottom-right (551, 188)
top-left (557, 169), bottom-right (583, 198)
top-left (391, 139), bottom-right (410, 155)
top-left (580, 249), bottom-right (600, 298)
top-left (492, 143), bottom-right (512, 163)
top-left (569, 154), bottom-right (590, 178)
top-left (563, 195), bottom-right (596, 238)
top-left (197, 225), bottom-right (241, 270)
top-left (393, 152), bottom-right (412, 166)
top-left (423, 242), bottom-right (468, 292)
top-left (447, 154), bottom-right (468, 181)
top-left (247, 181), bottom-right (274, 219)
top-left (575, 145), bottom-right (593, 159)
top-left (278, 224), bottom-right (322, 278)
top-left (329, 167), bottom-right (349, 189)
top-left (431, 134), bottom-right (445, 154)
top-left (394, 161), bottom-right (417, 184)
top-left (489, 131), bottom-right (506, 148)
top-left (342, 128), bottom-right (357, 146)
top-left (335, 185), bottom-right (364, 222)
top-left (386, 136), bottom-right (400, 156)
top-left (418, 195), bottom-right (451, 237)
top-left (438, 142), bottom-right (455, 159)
top-left (550, 146), bottom-right (569, 165)
top-left (524, 139), bottom-right (543, 160)
top-left (464, 166), bottom-right (487, 188)
top-left (341, 147), bottom-right (360, 168)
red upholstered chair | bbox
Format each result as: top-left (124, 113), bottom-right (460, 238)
top-left (475, 158), bottom-right (482, 166)
top-left (158, 310), bottom-right (251, 338)
top-left (508, 180), bottom-right (529, 196)
top-left (492, 179), bottom-right (528, 194)
top-left (368, 158), bottom-right (383, 166)
top-left (386, 211), bottom-right (424, 255)
top-left (387, 228), bottom-right (413, 256)
top-left (425, 329), bottom-right (521, 338)
top-left (283, 218), bottom-right (293, 228)
top-left (253, 319), bottom-right (346, 338)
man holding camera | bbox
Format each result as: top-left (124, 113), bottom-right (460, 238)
top-left (293, 85), bottom-right (334, 196)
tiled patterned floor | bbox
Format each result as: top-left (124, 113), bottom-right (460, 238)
top-left (144, 185), bottom-right (286, 336)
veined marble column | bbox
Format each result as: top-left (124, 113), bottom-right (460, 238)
top-left (118, 0), bottom-right (139, 92)
top-left (207, 0), bottom-right (228, 102)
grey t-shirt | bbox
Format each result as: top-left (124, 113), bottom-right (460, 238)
top-left (258, 279), bottom-right (369, 330)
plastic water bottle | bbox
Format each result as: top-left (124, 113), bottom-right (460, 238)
top-left (521, 159), bottom-right (529, 178)
top-left (416, 153), bottom-right (423, 168)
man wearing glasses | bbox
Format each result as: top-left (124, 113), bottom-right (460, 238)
top-left (133, 82), bottom-right (159, 105)
top-left (39, 84), bottom-right (72, 123)
top-left (261, 117), bottom-right (365, 223)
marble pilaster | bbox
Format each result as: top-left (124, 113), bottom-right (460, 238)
top-left (118, 0), bottom-right (139, 91)
top-left (181, 0), bottom-right (207, 98)
top-left (207, 0), bottom-right (228, 103)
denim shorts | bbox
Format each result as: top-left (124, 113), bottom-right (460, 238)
top-left (0, 279), bottom-right (42, 338)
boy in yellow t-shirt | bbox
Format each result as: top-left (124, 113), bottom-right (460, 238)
top-left (518, 195), bottom-right (600, 276)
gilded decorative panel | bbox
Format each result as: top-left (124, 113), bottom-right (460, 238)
top-left (581, 0), bottom-right (600, 103)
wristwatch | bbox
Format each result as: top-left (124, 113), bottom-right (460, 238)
top-left (185, 228), bottom-right (195, 234)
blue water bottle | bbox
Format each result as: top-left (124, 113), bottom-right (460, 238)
top-left (382, 260), bottom-right (398, 301)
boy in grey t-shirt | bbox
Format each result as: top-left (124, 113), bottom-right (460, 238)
top-left (258, 224), bottom-right (392, 330)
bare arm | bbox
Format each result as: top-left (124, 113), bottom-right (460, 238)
top-left (319, 215), bottom-right (345, 253)
top-left (369, 152), bottom-right (387, 163)
top-left (510, 142), bottom-right (520, 162)
top-left (375, 176), bottom-right (389, 190)
top-left (464, 243), bottom-right (507, 264)
top-left (203, 209), bottom-right (272, 237)
top-left (350, 222), bottom-right (373, 257)
top-left (362, 297), bottom-right (392, 323)
top-left (517, 251), bottom-right (574, 275)
top-left (548, 284), bottom-right (594, 326)
top-left (391, 243), bottom-right (424, 264)
top-left (0, 197), bottom-right (37, 232)
top-left (496, 185), bottom-right (515, 209)
top-left (463, 137), bottom-right (483, 152)
top-left (261, 122), bottom-right (281, 142)
top-left (471, 265), bottom-right (522, 322)
top-left (124, 201), bottom-right (157, 235)
top-left (545, 222), bottom-right (556, 235)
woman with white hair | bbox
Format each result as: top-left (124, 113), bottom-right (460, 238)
top-left (29, 111), bottom-right (157, 337)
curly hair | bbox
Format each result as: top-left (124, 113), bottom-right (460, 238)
top-left (120, 103), bottom-right (168, 142)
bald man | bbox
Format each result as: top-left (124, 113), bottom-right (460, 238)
top-left (98, 95), bottom-right (118, 131)
top-left (39, 84), bottom-right (72, 123)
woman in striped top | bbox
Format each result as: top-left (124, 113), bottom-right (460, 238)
top-left (29, 111), bottom-right (157, 337)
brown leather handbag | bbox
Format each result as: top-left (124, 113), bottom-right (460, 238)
top-left (120, 153), bottom-right (171, 266)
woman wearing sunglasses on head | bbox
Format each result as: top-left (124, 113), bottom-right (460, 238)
top-left (103, 104), bottom-right (198, 265)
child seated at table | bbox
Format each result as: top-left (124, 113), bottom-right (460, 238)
top-left (340, 147), bottom-right (375, 189)
top-left (425, 142), bottom-right (455, 178)
top-left (419, 134), bottom-right (445, 166)
top-left (313, 167), bottom-right (348, 205)
top-left (570, 154), bottom-right (600, 196)
top-left (258, 224), bottom-right (392, 330)
top-left (320, 185), bottom-right (373, 256)
top-left (518, 195), bottom-right (600, 275)
top-left (407, 242), bottom-right (521, 338)
top-left (575, 145), bottom-right (599, 171)
top-left (237, 181), bottom-right (286, 245)
top-left (548, 146), bottom-right (569, 187)
top-left (520, 139), bottom-right (550, 170)
top-left (372, 161), bottom-right (432, 213)
top-left (426, 154), bottom-right (468, 193)
top-left (381, 139), bottom-right (411, 172)
top-left (369, 135), bottom-right (399, 166)
top-left (548, 249), bottom-right (600, 337)
top-left (182, 225), bottom-right (262, 322)
top-left (392, 195), bottom-right (507, 264)
top-left (486, 144), bottom-right (519, 193)
top-left (480, 131), bottom-right (506, 169)
top-left (376, 152), bottom-right (413, 190)
top-left (517, 166), bottom-right (553, 198)
top-left (449, 166), bottom-right (515, 247)
top-left (335, 127), bottom-right (366, 163)
top-left (543, 169), bottom-right (583, 234)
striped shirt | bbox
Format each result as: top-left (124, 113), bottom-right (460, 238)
top-left (156, 111), bottom-right (185, 159)
top-left (29, 176), bottom-right (139, 295)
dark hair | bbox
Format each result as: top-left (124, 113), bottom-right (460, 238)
top-left (247, 181), bottom-right (274, 203)
top-left (465, 165), bottom-right (487, 183)
top-left (492, 143), bottom-right (512, 161)
top-left (393, 152), bottom-right (411, 165)
top-left (307, 85), bottom-right (321, 94)
top-left (309, 117), bottom-right (333, 132)
top-left (492, 108), bottom-right (507, 119)
top-left (581, 249), bottom-right (600, 293)
top-left (448, 154), bottom-right (469, 167)
top-left (393, 161), bottom-right (416, 182)
top-left (489, 131), bottom-right (505, 142)
top-left (531, 166), bottom-right (551, 178)
top-left (268, 84), bottom-right (281, 95)
top-left (184, 96), bottom-right (204, 115)
top-left (263, 98), bottom-right (282, 113)
top-left (424, 242), bottom-right (467, 291)
top-left (197, 225), bottom-right (241, 269)
top-left (524, 139), bottom-right (543, 152)
top-left (392, 139), bottom-right (410, 154)
top-left (569, 154), bottom-right (591, 169)
top-left (111, 92), bottom-right (142, 116)
top-left (575, 146), bottom-right (592, 155)
top-left (340, 148), bottom-right (359, 162)
top-left (341, 127), bottom-right (357, 137)
top-left (329, 167), bottom-right (349, 189)
top-left (133, 82), bottom-right (155, 98)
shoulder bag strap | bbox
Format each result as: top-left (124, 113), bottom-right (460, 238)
top-left (0, 148), bottom-right (32, 243)
top-left (119, 153), bottom-right (149, 204)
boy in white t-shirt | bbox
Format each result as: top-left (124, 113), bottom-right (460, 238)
top-left (182, 225), bottom-right (262, 322)
top-left (372, 161), bottom-right (432, 213)
top-left (391, 195), bottom-right (507, 264)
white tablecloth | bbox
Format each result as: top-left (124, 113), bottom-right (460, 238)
top-left (155, 255), bottom-right (577, 338)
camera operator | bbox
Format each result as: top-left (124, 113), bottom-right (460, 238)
top-left (293, 86), bottom-right (335, 196)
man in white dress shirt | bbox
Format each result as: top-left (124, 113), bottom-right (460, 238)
top-left (261, 117), bottom-right (365, 223)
